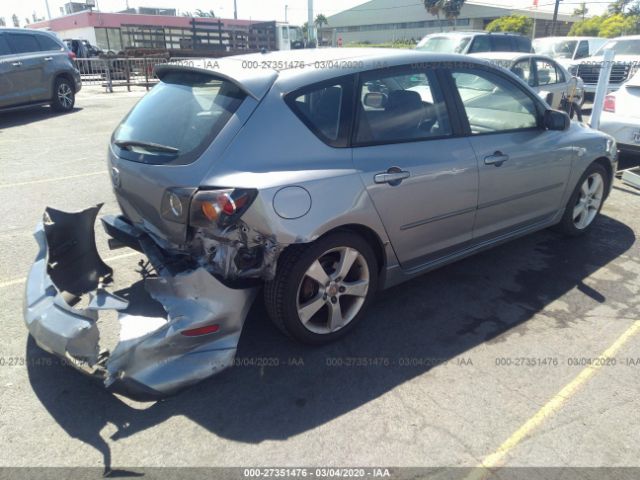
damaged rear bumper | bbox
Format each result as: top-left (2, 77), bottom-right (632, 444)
top-left (24, 205), bottom-right (257, 400)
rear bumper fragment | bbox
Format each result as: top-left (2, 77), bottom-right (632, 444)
top-left (24, 205), bottom-right (257, 400)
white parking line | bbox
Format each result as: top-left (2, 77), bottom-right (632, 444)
top-left (0, 251), bottom-right (141, 289)
top-left (0, 171), bottom-right (106, 189)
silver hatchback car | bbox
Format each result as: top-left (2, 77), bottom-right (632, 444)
top-left (25, 49), bottom-right (617, 399)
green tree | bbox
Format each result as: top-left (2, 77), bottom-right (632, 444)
top-left (568, 15), bottom-right (605, 36)
top-left (314, 14), bottom-right (328, 28)
top-left (598, 13), bottom-right (637, 36)
top-left (424, 0), bottom-right (466, 29)
top-left (485, 15), bottom-right (533, 35)
top-left (573, 2), bottom-right (588, 20)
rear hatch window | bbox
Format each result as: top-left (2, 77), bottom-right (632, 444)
top-left (112, 71), bottom-right (246, 165)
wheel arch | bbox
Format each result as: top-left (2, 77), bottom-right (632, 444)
top-left (591, 156), bottom-right (614, 198)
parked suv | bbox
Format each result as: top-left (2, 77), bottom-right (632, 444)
top-left (0, 28), bottom-right (81, 112)
top-left (569, 35), bottom-right (640, 95)
top-left (416, 31), bottom-right (532, 54)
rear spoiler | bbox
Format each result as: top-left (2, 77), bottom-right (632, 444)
top-left (154, 59), bottom-right (278, 101)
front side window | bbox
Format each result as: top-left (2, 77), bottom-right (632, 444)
top-left (113, 71), bottom-right (246, 165)
top-left (354, 67), bottom-right (451, 145)
top-left (6, 34), bottom-right (40, 54)
top-left (575, 41), bottom-right (589, 59)
top-left (0, 35), bottom-right (10, 56)
top-left (451, 68), bottom-right (539, 134)
top-left (468, 35), bottom-right (491, 53)
top-left (535, 60), bottom-right (560, 85)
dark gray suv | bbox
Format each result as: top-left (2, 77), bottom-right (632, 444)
top-left (0, 28), bottom-right (81, 112)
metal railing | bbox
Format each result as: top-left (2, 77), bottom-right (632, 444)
top-left (75, 57), bottom-right (193, 92)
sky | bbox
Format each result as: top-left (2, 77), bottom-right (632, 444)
top-left (0, 0), bottom-right (612, 27)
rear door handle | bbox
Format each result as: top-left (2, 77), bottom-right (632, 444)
top-left (374, 169), bottom-right (410, 185)
top-left (484, 151), bottom-right (510, 167)
top-left (44, 56), bottom-right (53, 61)
top-left (11, 61), bottom-right (22, 67)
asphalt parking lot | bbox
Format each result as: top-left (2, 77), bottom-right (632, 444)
top-left (0, 88), bottom-right (639, 478)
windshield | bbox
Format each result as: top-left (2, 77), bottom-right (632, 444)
top-left (595, 38), bottom-right (640, 56)
top-left (416, 35), bottom-right (472, 53)
top-left (533, 39), bottom-right (577, 58)
top-left (112, 71), bottom-right (246, 165)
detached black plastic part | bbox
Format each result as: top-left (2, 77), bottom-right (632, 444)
top-left (43, 205), bottom-right (112, 297)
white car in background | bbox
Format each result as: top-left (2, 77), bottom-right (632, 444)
top-left (599, 70), bottom-right (640, 155)
top-left (470, 52), bottom-right (584, 111)
top-left (569, 35), bottom-right (640, 95)
top-left (533, 36), bottom-right (607, 69)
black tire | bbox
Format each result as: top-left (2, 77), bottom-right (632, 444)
top-left (51, 77), bottom-right (75, 112)
top-left (555, 162), bottom-right (609, 237)
top-left (264, 231), bottom-right (379, 345)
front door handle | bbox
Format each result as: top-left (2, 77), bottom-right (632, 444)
top-left (11, 61), bottom-right (22, 67)
top-left (484, 151), bottom-right (510, 167)
top-left (44, 56), bottom-right (53, 61)
top-left (374, 168), bottom-right (410, 186)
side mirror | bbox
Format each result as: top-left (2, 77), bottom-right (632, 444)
top-left (538, 90), bottom-right (554, 105)
top-left (544, 109), bottom-right (570, 131)
top-left (363, 92), bottom-right (387, 109)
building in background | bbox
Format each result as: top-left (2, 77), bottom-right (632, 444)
top-left (27, 10), bottom-right (266, 53)
top-left (320, 0), bottom-right (580, 46)
top-left (62, 2), bottom-right (92, 16)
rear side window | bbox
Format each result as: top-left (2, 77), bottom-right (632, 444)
top-left (6, 33), bottom-right (40, 54)
top-left (36, 34), bottom-right (63, 52)
top-left (513, 36), bottom-right (532, 52)
top-left (354, 68), bottom-right (452, 145)
top-left (112, 71), bottom-right (246, 165)
top-left (490, 36), bottom-right (512, 51)
top-left (0, 35), bottom-right (10, 56)
top-left (285, 77), bottom-right (353, 147)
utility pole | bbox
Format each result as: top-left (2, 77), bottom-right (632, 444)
top-left (307, 0), bottom-right (314, 46)
top-left (551, 0), bottom-right (561, 36)
top-left (234, 0), bottom-right (238, 19)
top-left (285, 4), bottom-right (288, 23)
top-left (44, 0), bottom-right (51, 19)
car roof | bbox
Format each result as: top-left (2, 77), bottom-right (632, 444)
top-left (157, 49), bottom-right (491, 99)
top-left (422, 31), bottom-right (525, 37)
top-left (533, 36), bottom-right (602, 41)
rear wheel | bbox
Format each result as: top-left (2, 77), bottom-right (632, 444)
top-left (51, 77), bottom-right (75, 112)
top-left (264, 232), bottom-right (378, 344)
top-left (555, 163), bottom-right (608, 236)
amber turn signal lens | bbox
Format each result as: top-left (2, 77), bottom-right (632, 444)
top-left (201, 202), bottom-right (219, 221)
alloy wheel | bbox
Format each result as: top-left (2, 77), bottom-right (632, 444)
top-left (573, 172), bottom-right (604, 230)
top-left (57, 83), bottom-right (73, 109)
top-left (296, 246), bottom-right (370, 334)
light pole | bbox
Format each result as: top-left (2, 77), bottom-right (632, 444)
top-left (307, 0), bottom-right (314, 46)
top-left (285, 4), bottom-right (288, 23)
top-left (551, 0), bottom-right (561, 36)
top-left (44, 0), bottom-right (51, 19)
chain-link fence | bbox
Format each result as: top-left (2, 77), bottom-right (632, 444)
top-left (75, 57), bottom-right (192, 92)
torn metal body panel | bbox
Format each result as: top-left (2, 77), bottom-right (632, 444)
top-left (24, 206), bottom-right (257, 400)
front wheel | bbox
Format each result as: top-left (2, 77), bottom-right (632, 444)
top-left (555, 163), bottom-right (608, 236)
top-left (51, 77), bottom-right (75, 112)
top-left (264, 232), bottom-right (378, 344)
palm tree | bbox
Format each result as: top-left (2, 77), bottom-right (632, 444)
top-left (314, 14), bottom-right (328, 28)
top-left (195, 9), bottom-right (216, 18)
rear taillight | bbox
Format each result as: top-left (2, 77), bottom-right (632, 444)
top-left (181, 324), bottom-right (220, 336)
top-left (603, 95), bottom-right (616, 113)
top-left (67, 51), bottom-right (76, 61)
top-left (189, 188), bottom-right (257, 228)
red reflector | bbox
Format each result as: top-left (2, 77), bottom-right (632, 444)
top-left (181, 324), bottom-right (220, 336)
top-left (218, 193), bottom-right (236, 215)
top-left (603, 95), bottom-right (615, 113)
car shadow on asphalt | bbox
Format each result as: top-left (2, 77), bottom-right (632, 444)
top-left (0, 106), bottom-right (82, 128)
top-left (25, 214), bottom-right (636, 472)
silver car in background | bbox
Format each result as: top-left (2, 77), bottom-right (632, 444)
top-left (24, 49), bottom-right (618, 399)
top-left (0, 27), bottom-right (81, 112)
